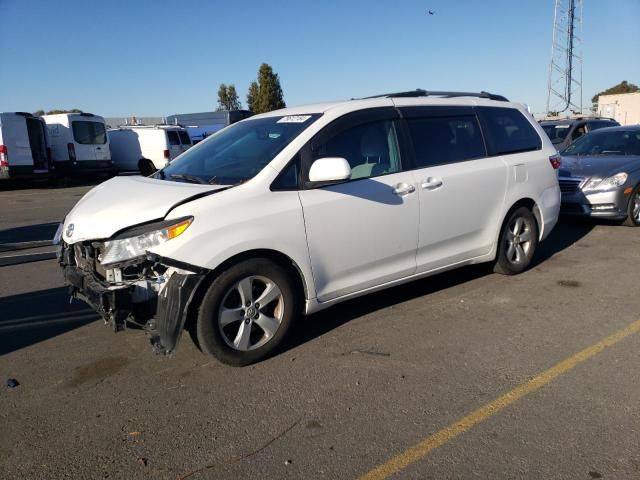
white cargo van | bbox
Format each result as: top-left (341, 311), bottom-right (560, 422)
top-left (0, 112), bottom-right (50, 180)
top-left (42, 113), bottom-right (112, 173)
top-left (108, 125), bottom-right (192, 173)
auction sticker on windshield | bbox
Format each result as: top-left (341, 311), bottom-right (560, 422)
top-left (277, 115), bottom-right (312, 123)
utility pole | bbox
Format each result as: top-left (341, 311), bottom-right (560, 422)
top-left (546, 0), bottom-right (584, 116)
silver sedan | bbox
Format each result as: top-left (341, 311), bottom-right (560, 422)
top-left (559, 125), bottom-right (640, 226)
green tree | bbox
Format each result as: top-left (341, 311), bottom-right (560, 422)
top-left (246, 81), bottom-right (259, 112)
top-left (45, 108), bottom-right (83, 114)
top-left (246, 63), bottom-right (285, 113)
top-left (32, 109), bottom-right (45, 117)
top-left (217, 83), bottom-right (242, 111)
top-left (592, 81), bottom-right (639, 104)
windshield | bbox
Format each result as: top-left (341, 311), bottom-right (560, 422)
top-left (541, 124), bottom-right (571, 144)
top-left (159, 114), bottom-right (320, 184)
top-left (562, 129), bottom-right (640, 156)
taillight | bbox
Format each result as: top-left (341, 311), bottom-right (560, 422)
top-left (67, 143), bottom-right (76, 162)
top-left (163, 149), bottom-right (170, 160)
top-left (0, 145), bottom-right (8, 167)
top-left (549, 153), bottom-right (561, 170)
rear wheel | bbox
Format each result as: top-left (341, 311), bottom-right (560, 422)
top-left (623, 185), bottom-right (640, 227)
top-left (493, 206), bottom-right (539, 275)
top-left (196, 258), bottom-right (298, 366)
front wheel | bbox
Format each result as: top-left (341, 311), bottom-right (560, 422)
top-left (493, 206), bottom-right (539, 275)
top-left (196, 258), bottom-right (298, 366)
top-left (623, 185), bottom-right (640, 227)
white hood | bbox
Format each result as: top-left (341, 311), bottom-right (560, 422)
top-left (62, 176), bottom-right (227, 244)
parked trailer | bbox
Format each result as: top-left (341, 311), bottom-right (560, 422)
top-left (42, 113), bottom-right (112, 173)
top-left (0, 112), bottom-right (50, 180)
top-left (108, 125), bottom-right (192, 174)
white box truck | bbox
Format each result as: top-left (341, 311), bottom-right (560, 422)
top-left (42, 112), bottom-right (112, 173)
top-left (108, 125), bottom-right (192, 174)
top-left (0, 112), bottom-right (51, 180)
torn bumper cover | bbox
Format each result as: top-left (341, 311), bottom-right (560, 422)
top-left (60, 244), bottom-right (207, 355)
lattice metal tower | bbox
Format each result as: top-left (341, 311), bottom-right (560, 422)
top-left (546, 0), bottom-right (584, 115)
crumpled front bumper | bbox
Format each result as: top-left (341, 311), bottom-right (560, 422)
top-left (561, 188), bottom-right (629, 220)
top-left (60, 244), bottom-right (207, 355)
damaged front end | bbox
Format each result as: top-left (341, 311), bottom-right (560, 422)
top-left (59, 226), bottom-right (208, 355)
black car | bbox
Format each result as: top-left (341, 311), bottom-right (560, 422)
top-left (540, 117), bottom-right (620, 152)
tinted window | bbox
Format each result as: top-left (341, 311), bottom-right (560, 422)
top-left (407, 116), bottom-right (486, 168)
top-left (72, 121), bottom-right (107, 145)
top-left (541, 124), bottom-right (571, 144)
top-left (160, 115), bottom-right (320, 185)
top-left (178, 131), bottom-right (191, 145)
top-left (592, 121), bottom-right (618, 131)
top-left (271, 157), bottom-right (300, 190)
top-left (167, 131), bottom-right (180, 146)
top-left (477, 107), bottom-right (541, 155)
top-left (571, 123), bottom-right (587, 140)
top-left (312, 120), bottom-right (401, 180)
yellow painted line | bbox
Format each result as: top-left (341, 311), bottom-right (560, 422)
top-left (359, 318), bottom-right (640, 480)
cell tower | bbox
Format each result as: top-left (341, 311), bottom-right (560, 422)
top-left (546, 0), bottom-right (584, 116)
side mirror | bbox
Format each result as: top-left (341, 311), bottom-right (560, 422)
top-left (308, 157), bottom-right (351, 186)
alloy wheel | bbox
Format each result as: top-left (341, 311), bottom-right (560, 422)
top-left (505, 216), bottom-right (534, 265)
top-left (217, 275), bottom-right (284, 351)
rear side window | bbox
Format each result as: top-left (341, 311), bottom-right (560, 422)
top-left (178, 131), bottom-right (191, 145)
top-left (477, 107), bottom-right (541, 156)
top-left (72, 121), bottom-right (107, 144)
top-left (167, 131), bottom-right (180, 146)
top-left (406, 116), bottom-right (486, 168)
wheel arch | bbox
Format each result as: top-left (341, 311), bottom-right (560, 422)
top-left (183, 248), bottom-right (310, 336)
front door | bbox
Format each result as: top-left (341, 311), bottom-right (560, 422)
top-left (299, 115), bottom-right (419, 302)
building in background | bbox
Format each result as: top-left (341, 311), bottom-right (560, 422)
top-left (166, 110), bottom-right (253, 143)
top-left (597, 92), bottom-right (640, 125)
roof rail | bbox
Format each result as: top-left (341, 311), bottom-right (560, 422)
top-left (363, 89), bottom-right (509, 102)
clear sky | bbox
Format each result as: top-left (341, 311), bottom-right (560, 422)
top-left (1, 0), bottom-right (638, 117)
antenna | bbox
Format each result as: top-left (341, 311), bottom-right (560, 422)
top-left (546, 0), bottom-right (584, 115)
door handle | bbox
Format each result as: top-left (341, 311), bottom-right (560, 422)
top-left (421, 177), bottom-right (443, 190)
top-left (393, 182), bottom-right (416, 196)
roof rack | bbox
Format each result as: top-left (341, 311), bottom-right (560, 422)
top-left (363, 89), bottom-right (509, 102)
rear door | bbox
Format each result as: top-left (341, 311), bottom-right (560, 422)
top-left (25, 117), bottom-right (49, 171)
top-left (71, 120), bottom-right (103, 161)
top-left (399, 106), bottom-right (508, 272)
top-left (166, 130), bottom-right (182, 160)
top-left (1, 114), bottom-right (34, 168)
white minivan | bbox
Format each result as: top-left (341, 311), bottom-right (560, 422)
top-left (108, 125), bottom-right (192, 174)
top-left (0, 112), bottom-right (50, 180)
top-left (55, 91), bottom-right (561, 366)
top-left (42, 112), bottom-right (112, 173)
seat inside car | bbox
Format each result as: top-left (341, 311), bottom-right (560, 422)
top-left (351, 126), bottom-right (391, 179)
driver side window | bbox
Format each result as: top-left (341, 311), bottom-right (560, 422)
top-left (312, 120), bottom-right (402, 180)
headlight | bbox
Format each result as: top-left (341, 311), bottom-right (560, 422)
top-left (99, 217), bottom-right (193, 265)
top-left (581, 172), bottom-right (628, 192)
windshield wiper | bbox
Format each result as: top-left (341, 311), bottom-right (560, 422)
top-left (170, 174), bottom-right (206, 184)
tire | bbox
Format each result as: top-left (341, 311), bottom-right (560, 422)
top-left (493, 206), bottom-right (539, 275)
top-left (138, 159), bottom-right (157, 176)
top-left (196, 258), bottom-right (298, 366)
top-left (623, 185), bottom-right (640, 227)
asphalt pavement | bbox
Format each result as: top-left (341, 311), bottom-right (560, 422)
top-left (1, 182), bottom-right (640, 479)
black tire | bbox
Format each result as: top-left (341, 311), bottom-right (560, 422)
top-left (623, 185), bottom-right (640, 227)
top-left (493, 206), bottom-right (539, 275)
top-left (138, 159), bottom-right (157, 176)
top-left (196, 258), bottom-right (298, 366)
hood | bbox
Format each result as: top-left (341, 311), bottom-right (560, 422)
top-left (559, 155), bottom-right (640, 179)
top-left (62, 176), bottom-right (228, 243)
